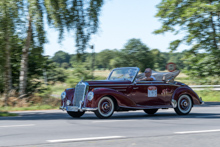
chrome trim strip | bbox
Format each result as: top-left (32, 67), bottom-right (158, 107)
top-left (90, 83), bottom-right (180, 87)
top-left (120, 105), bottom-right (173, 109)
top-left (82, 107), bottom-right (98, 111)
top-left (60, 106), bottom-right (97, 111)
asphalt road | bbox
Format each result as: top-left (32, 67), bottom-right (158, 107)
top-left (1, 103), bottom-right (220, 147)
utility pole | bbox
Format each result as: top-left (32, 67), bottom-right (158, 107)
top-left (91, 45), bottom-right (95, 80)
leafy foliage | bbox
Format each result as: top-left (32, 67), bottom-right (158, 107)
top-left (52, 51), bottom-right (70, 66)
top-left (45, 0), bottom-right (104, 53)
top-left (53, 38), bottom-right (187, 72)
top-left (66, 65), bottom-right (93, 87)
top-left (155, 0), bottom-right (220, 76)
top-left (120, 39), bottom-right (154, 72)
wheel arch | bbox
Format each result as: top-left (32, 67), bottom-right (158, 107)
top-left (172, 87), bottom-right (201, 105)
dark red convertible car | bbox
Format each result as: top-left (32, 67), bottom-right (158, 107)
top-left (60, 67), bottom-right (203, 118)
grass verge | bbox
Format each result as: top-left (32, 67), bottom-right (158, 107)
top-left (195, 90), bottom-right (220, 102)
top-left (0, 112), bottom-right (18, 117)
top-left (0, 105), bottom-right (59, 112)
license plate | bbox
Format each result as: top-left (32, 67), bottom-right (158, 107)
top-left (66, 106), bottom-right (78, 112)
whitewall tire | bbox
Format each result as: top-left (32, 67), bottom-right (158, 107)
top-left (174, 95), bottom-right (192, 115)
top-left (95, 97), bottom-right (114, 119)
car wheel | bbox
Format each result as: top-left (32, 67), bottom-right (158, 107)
top-left (174, 95), bottom-right (192, 115)
top-left (95, 97), bottom-right (114, 119)
top-left (67, 111), bottom-right (85, 118)
top-left (143, 109), bottom-right (158, 115)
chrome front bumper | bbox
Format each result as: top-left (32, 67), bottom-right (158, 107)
top-left (60, 106), bottom-right (98, 112)
top-left (199, 97), bottom-right (205, 105)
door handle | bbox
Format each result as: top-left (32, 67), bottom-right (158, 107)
top-left (133, 87), bottom-right (139, 89)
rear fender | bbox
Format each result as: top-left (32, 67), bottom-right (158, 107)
top-left (84, 88), bottom-right (136, 108)
top-left (172, 87), bottom-right (201, 105)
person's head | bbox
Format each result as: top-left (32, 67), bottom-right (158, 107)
top-left (144, 68), bottom-right (152, 77)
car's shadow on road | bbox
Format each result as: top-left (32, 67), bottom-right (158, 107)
top-left (1, 111), bottom-right (220, 121)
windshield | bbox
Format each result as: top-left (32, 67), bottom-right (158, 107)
top-left (108, 68), bottom-right (139, 81)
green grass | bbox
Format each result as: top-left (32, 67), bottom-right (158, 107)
top-left (195, 90), bottom-right (220, 102)
top-left (0, 105), bottom-right (59, 112)
top-left (0, 112), bottom-right (18, 117)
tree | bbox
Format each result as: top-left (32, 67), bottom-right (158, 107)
top-left (69, 53), bottom-right (89, 68)
top-left (151, 49), bottom-right (166, 70)
top-left (19, 0), bottom-right (104, 96)
top-left (0, 0), bottom-right (22, 104)
top-left (61, 62), bottom-right (70, 69)
top-left (52, 51), bottom-right (70, 66)
top-left (154, 0), bottom-right (220, 76)
top-left (96, 49), bottom-right (119, 69)
top-left (119, 39), bottom-right (154, 72)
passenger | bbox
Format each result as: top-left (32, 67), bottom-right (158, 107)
top-left (139, 68), bottom-right (156, 81)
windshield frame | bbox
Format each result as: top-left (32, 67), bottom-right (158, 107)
top-left (107, 67), bottom-right (140, 83)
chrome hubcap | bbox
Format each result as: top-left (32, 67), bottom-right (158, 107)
top-left (99, 99), bottom-right (112, 115)
top-left (102, 102), bottom-right (110, 110)
top-left (183, 101), bottom-right (188, 107)
top-left (178, 95), bottom-right (192, 113)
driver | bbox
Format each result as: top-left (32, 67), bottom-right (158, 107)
top-left (138, 68), bottom-right (155, 81)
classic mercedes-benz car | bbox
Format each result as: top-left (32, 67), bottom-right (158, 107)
top-left (60, 67), bottom-right (203, 119)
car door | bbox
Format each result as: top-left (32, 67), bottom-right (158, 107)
top-left (130, 81), bottom-right (164, 106)
top-left (150, 81), bottom-right (170, 105)
top-left (160, 82), bottom-right (180, 105)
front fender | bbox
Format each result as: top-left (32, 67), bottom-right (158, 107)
top-left (62, 88), bottom-right (75, 106)
top-left (84, 88), bottom-right (136, 108)
top-left (172, 86), bottom-right (201, 105)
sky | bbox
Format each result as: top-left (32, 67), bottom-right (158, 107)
top-left (43, 0), bottom-right (189, 56)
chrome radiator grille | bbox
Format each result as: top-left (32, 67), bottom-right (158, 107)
top-left (73, 82), bottom-right (87, 107)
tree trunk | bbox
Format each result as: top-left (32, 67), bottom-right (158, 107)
top-left (19, 15), bottom-right (32, 97)
top-left (209, 0), bottom-right (218, 50)
top-left (4, 34), bottom-right (12, 106)
top-left (218, 13), bottom-right (220, 48)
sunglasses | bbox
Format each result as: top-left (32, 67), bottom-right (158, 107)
top-left (144, 71), bottom-right (150, 73)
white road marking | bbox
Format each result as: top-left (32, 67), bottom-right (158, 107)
top-left (92, 119), bottom-right (138, 123)
top-left (47, 136), bottom-right (126, 143)
top-left (175, 129), bottom-right (220, 134)
top-left (0, 124), bottom-right (35, 128)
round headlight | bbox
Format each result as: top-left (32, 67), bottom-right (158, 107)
top-left (87, 91), bottom-right (94, 101)
top-left (61, 91), bottom-right (66, 100)
top-left (66, 100), bottom-right (71, 106)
